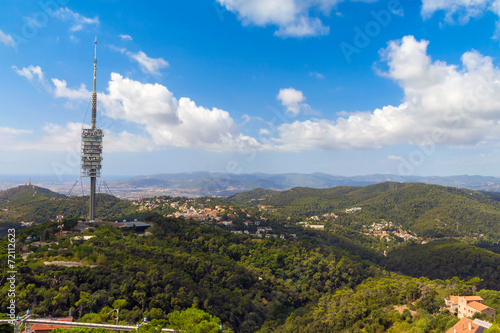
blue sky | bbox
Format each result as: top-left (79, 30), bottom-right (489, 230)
top-left (2, 0), bottom-right (500, 178)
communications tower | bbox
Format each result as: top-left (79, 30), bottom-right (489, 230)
top-left (81, 38), bottom-right (103, 222)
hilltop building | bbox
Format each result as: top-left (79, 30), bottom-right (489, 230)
top-left (444, 296), bottom-right (496, 320)
top-left (117, 220), bottom-right (152, 233)
top-left (24, 318), bottom-right (73, 333)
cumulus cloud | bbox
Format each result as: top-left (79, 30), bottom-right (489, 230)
top-left (119, 34), bottom-right (133, 41)
top-left (53, 7), bottom-right (99, 32)
top-left (0, 29), bottom-right (15, 47)
top-left (216, 0), bottom-right (342, 37)
top-left (421, 0), bottom-right (490, 22)
top-left (274, 35), bottom-right (500, 151)
top-left (110, 46), bottom-right (169, 76)
top-left (101, 73), bottom-right (259, 151)
top-left (12, 65), bottom-right (51, 90)
top-left (421, 0), bottom-right (500, 36)
top-left (51, 79), bottom-right (90, 99)
top-left (277, 87), bottom-right (309, 115)
top-left (125, 51), bottom-right (169, 76)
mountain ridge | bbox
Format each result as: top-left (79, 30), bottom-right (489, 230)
top-left (118, 172), bottom-right (500, 196)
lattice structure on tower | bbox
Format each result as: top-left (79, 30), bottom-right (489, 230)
top-left (81, 128), bottom-right (103, 177)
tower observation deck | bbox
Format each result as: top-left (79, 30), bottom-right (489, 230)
top-left (81, 38), bottom-right (103, 222)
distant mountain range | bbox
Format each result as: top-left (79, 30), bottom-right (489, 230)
top-left (119, 172), bottom-right (500, 196)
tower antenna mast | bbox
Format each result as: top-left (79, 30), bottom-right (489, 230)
top-left (92, 37), bottom-right (97, 129)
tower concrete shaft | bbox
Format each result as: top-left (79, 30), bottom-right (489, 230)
top-left (81, 38), bottom-right (103, 222)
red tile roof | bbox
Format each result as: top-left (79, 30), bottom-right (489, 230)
top-left (446, 318), bottom-right (480, 333)
top-left (463, 296), bottom-right (484, 302)
top-left (468, 301), bottom-right (490, 312)
top-left (29, 318), bottom-right (73, 333)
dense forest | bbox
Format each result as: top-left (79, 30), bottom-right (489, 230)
top-left (1, 216), bottom-right (500, 332)
top-left (1, 218), bottom-right (381, 332)
top-left (384, 240), bottom-right (500, 289)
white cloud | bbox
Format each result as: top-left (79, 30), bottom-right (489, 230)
top-left (275, 16), bottom-right (330, 37)
top-left (12, 65), bottom-right (49, 88)
top-left (0, 127), bottom-right (34, 152)
top-left (309, 71), bottom-right (325, 79)
top-left (105, 131), bottom-right (155, 152)
top-left (0, 127), bottom-right (33, 136)
top-left (421, 0), bottom-right (489, 22)
top-left (0, 29), bottom-right (15, 47)
top-left (216, 0), bottom-right (341, 37)
top-left (125, 51), bottom-right (169, 76)
top-left (101, 73), bottom-right (259, 151)
top-left (274, 36), bottom-right (500, 151)
top-left (421, 0), bottom-right (500, 37)
top-left (110, 46), bottom-right (169, 76)
top-left (277, 87), bottom-right (311, 115)
top-left (53, 7), bottom-right (99, 32)
top-left (51, 79), bottom-right (90, 99)
top-left (259, 128), bottom-right (270, 135)
top-left (13, 65), bottom-right (90, 100)
top-left (119, 34), bottom-right (133, 41)
top-left (387, 155), bottom-right (402, 160)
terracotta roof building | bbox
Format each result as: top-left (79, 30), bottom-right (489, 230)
top-left (446, 318), bottom-right (492, 333)
top-left (26, 318), bottom-right (73, 333)
top-left (457, 296), bottom-right (496, 320)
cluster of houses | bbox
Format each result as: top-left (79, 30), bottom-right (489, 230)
top-left (133, 197), bottom-right (302, 239)
top-left (231, 226), bottom-right (294, 240)
top-left (364, 220), bottom-right (418, 242)
top-left (444, 296), bottom-right (496, 333)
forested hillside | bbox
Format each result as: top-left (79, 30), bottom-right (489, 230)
top-left (384, 240), bottom-right (500, 289)
top-left (230, 182), bottom-right (500, 239)
top-left (0, 185), bottom-right (135, 223)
